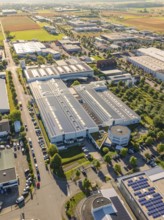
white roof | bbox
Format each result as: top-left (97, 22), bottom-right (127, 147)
top-left (13, 41), bottom-right (46, 55)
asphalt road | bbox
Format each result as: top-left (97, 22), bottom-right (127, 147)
top-left (1, 39), bottom-right (78, 220)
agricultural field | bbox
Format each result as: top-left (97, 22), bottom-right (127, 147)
top-left (0, 25), bottom-right (4, 46)
top-left (11, 29), bottom-right (64, 41)
top-left (0, 16), bottom-right (40, 32)
top-left (101, 10), bottom-right (164, 33)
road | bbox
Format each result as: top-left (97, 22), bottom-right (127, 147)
top-left (1, 38), bottom-right (80, 220)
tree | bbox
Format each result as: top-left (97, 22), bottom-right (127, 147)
top-left (75, 169), bottom-right (81, 178)
top-left (48, 144), bottom-right (58, 157)
top-left (37, 56), bottom-right (45, 65)
top-left (120, 148), bottom-right (128, 157)
top-left (50, 153), bottom-right (62, 171)
top-left (144, 152), bottom-right (151, 160)
top-left (102, 147), bottom-right (109, 154)
top-left (46, 54), bottom-right (53, 63)
top-left (82, 178), bottom-right (91, 190)
top-left (157, 131), bottom-right (164, 140)
top-left (93, 160), bottom-right (101, 170)
top-left (104, 153), bottom-right (111, 164)
top-left (145, 137), bottom-right (153, 145)
top-left (0, 113), bottom-right (2, 121)
top-left (114, 163), bottom-right (122, 174)
top-left (157, 143), bottom-right (164, 154)
top-left (71, 80), bottom-right (80, 87)
top-left (10, 110), bottom-right (21, 122)
top-left (129, 156), bottom-right (137, 168)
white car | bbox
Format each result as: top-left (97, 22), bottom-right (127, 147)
top-left (16, 196), bottom-right (24, 204)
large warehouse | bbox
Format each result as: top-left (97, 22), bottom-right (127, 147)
top-left (29, 79), bottom-right (98, 144)
top-left (137, 47), bottom-right (164, 62)
top-left (13, 41), bottom-right (46, 57)
top-left (127, 56), bottom-right (164, 81)
top-left (101, 33), bottom-right (137, 42)
top-left (0, 79), bottom-right (10, 114)
top-left (74, 82), bottom-right (140, 126)
top-left (24, 58), bottom-right (94, 82)
top-left (118, 167), bottom-right (164, 220)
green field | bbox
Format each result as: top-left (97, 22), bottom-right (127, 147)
top-left (11, 29), bottom-right (64, 41)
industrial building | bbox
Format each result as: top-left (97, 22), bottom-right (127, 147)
top-left (101, 33), bottom-right (137, 42)
top-left (0, 79), bottom-right (10, 114)
top-left (118, 167), bottom-right (164, 220)
top-left (13, 41), bottom-right (46, 57)
top-left (108, 125), bottom-right (131, 146)
top-left (57, 39), bottom-right (80, 46)
top-left (68, 20), bottom-right (96, 27)
top-left (44, 25), bottom-right (57, 34)
top-left (137, 47), bottom-right (164, 62)
top-left (41, 48), bottom-right (60, 59)
top-left (73, 81), bottom-right (140, 127)
top-left (24, 58), bottom-right (94, 82)
top-left (29, 79), bottom-right (98, 144)
top-left (74, 27), bottom-right (102, 32)
top-left (0, 149), bottom-right (18, 190)
top-left (82, 188), bottom-right (132, 220)
top-left (62, 44), bottom-right (81, 53)
top-left (127, 56), bottom-right (164, 81)
top-left (2, 9), bottom-right (17, 15)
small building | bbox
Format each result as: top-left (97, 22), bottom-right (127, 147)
top-left (0, 79), bottom-right (10, 114)
top-left (0, 149), bottom-right (18, 190)
top-left (0, 119), bottom-right (10, 137)
top-left (41, 48), bottom-right (61, 59)
top-left (14, 121), bottom-right (21, 133)
top-left (62, 44), bottom-right (81, 53)
top-left (108, 125), bottom-right (131, 146)
top-left (44, 25), bottom-right (57, 34)
top-left (82, 188), bottom-right (132, 220)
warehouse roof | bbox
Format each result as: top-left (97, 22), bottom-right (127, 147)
top-left (137, 47), bottom-right (164, 62)
top-left (29, 79), bottom-right (97, 140)
top-left (101, 33), bottom-right (137, 41)
top-left (74, 82), bottom-right (140, 126)
top-left (128, 56), bottom-right (164, 72)
top-left (13, 41), bottom-right (46, 55)
top-left (63, 44), bottom-right (81, 50)
top-left (0, 79), bottom-right (10, 113)
top-left (24, 58), bottom-right (93, 81)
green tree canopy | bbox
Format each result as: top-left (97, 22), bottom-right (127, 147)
top-left (10, 110), bottom-right (21, 122)
top-left (157, 143), bottom-right (164, 154)
top-left (102, 147), bottom-right (109, 154)
top-left (48, 144), bottom-right (58, 157)
top-left (82, 178), bottom-right (91, 190)
top-left (50, 153), bottom-right (62, 171)
top-left (71, 80), bottom-right (80, 87)
top-left (114, 163), bottom-right (122, 174)
top-left (129, 156), bottom-right (137, 167)
top-left (145, 136), bottom-right (154, 145)
top-left (157, 131), bottom-right (164, 140)
top-left (104, 153), bottom-right (111, 164)
top-left (120, 148), bottom-right (128, 157)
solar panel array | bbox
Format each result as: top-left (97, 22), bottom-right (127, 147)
top-left (128, 175), bottom-right (164, 219)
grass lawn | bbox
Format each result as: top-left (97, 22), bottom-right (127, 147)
top-left (37, 22), bottom-right (50, 27)
top-left (65, 192), bottom-right (85, 218)
top-left (92, 55), bottom-right (104, 61)
top-left (11, 29), bottom-right (64, 41)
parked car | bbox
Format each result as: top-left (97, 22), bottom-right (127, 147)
top-left (24, 169), bottom-right (30, 176)
top-left (16, 196), bottom-right (24, 204)
top-left (22, 191), bottom-right (29, 197)
top-left (0, 201), bottom-right (3, 211)
top-left (36, 182), bottom-right (40, 189)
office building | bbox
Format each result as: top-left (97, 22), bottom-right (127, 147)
top-left (108, 125), bottom-right (131, 146)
